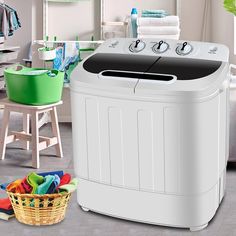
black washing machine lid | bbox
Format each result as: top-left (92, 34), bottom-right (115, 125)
top-left (83, 53), bottom-right (222, 80)
top-left (83, 53), bottom-right (159, 74)
top-left (148, 57), bottom-right (222, 80)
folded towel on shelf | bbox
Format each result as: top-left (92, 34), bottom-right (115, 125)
top-left (138, 34), bottom-right (180, 40)
top-left (142, 13), bottom-right (168, 18)
top-left (138, 26), bottom-right (180, 35)
top-left (0, 212), bottom-right (14, 221)
top-left (142, 10), bottom-right (168, 18)
top-left (142, 9), bottom-right (167, 15)
top-left (137, 16), bottom-right (179, 27)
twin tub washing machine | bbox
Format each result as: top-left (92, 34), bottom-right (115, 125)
top-left (70, 38), bottom-right (231, 231)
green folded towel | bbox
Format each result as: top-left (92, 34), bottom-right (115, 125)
top-left (27, 173), bottom-right (44, 194)
top-left (58, 178), bottom-right (78, 194)
top-left (36, 175), bottom-right (55, 195)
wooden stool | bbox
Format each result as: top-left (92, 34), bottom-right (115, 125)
top-left (0, 99), bottom-right (63, 168)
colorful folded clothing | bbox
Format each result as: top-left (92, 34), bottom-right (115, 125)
top-left (21, 177), bottom-right (32, 193)
top-left (6, 179), bottom-right (25, 194)
top-left (38, 170), bottom-right (64, 178)
top-left (0, 212), bottom-right (14, 221)
top-left (0, 208), bottom-right (14, 215)
top-left (58, 178), bottom-right (78, 194)
top-left (57, 173), bottom-right (71, 190)
top-left (27, 173), bottom-right (44, 194)
top-left (47, 175), bottom-right (60, 194)
top-left (5, 171), bottom-right (77, 196)
top-left (36, 175), bottom-right (55, 195)
top-left (0, 198), bottom-right (12, 210)
top-left (0, 183), bottom-right (10, 190)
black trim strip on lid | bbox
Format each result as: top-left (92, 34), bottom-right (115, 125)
top-left (101, 71), bottom-right (174, 81)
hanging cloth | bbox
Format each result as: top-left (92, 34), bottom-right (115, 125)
top-left (0, 3), bottom-right (21, 38)
top-left (0, 5), bottom-right (8, 38)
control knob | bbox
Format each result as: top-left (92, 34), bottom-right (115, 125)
top-left (129, 39), bottom-right (146, 53)
top-left (176, 41), bottom-right (193, 56)
top-left (153, 40), bottom-right (169, 54)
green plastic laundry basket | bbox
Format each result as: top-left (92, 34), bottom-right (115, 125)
top-left (4, 65), bottom-right (64, 105)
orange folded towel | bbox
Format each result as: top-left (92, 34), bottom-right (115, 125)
top-left (6, 179), bottom-right (26, 194)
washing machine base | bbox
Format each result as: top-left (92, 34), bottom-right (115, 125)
top-left (77, 172), bottom-right (225, 232)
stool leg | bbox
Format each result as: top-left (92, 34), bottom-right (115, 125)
top-left (31, 112), bottom-right (39, 169)
top-left (50, 107), bottom-right (63, 158)
top-left (22, 113), bottom-right (30, 150)
top-left (0, 109), bottom-right (10, 160)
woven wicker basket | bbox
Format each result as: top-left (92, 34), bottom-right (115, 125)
top-left (7, 191), bottom-right (71, 226)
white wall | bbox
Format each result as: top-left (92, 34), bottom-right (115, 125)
top-left (180, 0), bottom-right (208, 41)
top-left (103, 0), bottom-right (176, 21)
top-left (5, 0), bottom-right (32, 62)
top-left (32, 0), bottom-right (43, 41)
top-left (211, 0), bottom-right (236, 63)
top-left (47, 0), bottom-right (97, 41)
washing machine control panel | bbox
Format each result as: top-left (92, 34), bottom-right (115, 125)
top-left (99, 38), bottom-right (229, 62)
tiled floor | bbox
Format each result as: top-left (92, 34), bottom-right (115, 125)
top-left (0, 109), bottom-right (236, 236)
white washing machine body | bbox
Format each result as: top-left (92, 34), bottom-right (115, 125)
top-left (70, 38), bottom-right (230, 231)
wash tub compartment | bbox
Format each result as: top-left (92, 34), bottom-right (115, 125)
top-left (4, 65), bottom-right (64, 105)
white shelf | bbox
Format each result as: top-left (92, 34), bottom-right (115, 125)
top-left (0, 50), bottom-right (19, 64)
top-left (0, 46), bottom-right (19, 51)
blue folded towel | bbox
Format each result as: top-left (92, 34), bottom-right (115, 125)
top-left (0, 183), bottom-right (10, 191)
top-left (142, 9), bottom-right (167, 14)
top-left (46, 175), bottom-right (60, 194)
top-left (142, 10), bottom-right (168, 18)
top-left (38, 171), bottom-right (64, 178)
top-left (36, 175), bottom-right (55, 195)
top-left (0, 208), bottom-right (14, 215)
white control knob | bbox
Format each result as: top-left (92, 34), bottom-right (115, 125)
top-left (129, 39), bottom-right (146, 53)
top-left (176, 42), bottom-right (193, 56)
top-left (153, 40), bottom-right (169, 54)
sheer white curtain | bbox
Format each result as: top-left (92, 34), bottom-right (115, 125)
top-left (201, 0), bottom-right (211, 41)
